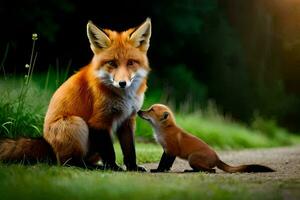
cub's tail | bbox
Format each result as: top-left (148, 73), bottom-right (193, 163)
top-left (217, 160), bottom-right (274, 173)
top-left (0, 137), bottom-right (55, 163)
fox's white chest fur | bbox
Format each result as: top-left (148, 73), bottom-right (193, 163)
top-left (110, 76), bottom-right (145, 132)
top-left (97, 67), bottom-right (148, 132)
top-left (111, 92), bottom-right (144, 132)
top-left (153, 128), bottom-right (167, 150)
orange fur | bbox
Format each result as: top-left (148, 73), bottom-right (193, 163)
top-left (0, 19), bottom-right (151, 168)
top-left (0, 138), bottom-right (54, 162)
top-left (139, 104), bottom-right (274, 173)
top-left (44, 20), bottom-right (151, 164)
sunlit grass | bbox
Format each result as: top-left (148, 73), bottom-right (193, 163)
top-left (115, 143), bottom-right (162, 164)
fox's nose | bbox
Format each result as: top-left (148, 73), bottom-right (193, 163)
top-left (119, 81), bottom-right (127, 88)
top-left (137, 110), bottom-right (142, 115)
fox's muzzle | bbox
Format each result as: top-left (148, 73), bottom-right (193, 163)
top-left (137, 110), bottom-right (142, 115)
top-left (137, 110), bottom-right (147, 119)
top-left (137, 110), bottom-right (143, 117)
top-left (119, 81), bottom-right (127, 88)
top-left (113, 79), bottom-right (132, 89)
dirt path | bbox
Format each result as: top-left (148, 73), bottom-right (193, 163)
top-left (144, 145), bottom-right (300, 180)
top-left (143, 146), bottom-right (300, 199)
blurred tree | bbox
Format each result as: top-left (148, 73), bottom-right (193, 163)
top-left (221, 0), bottom-right (300, 130)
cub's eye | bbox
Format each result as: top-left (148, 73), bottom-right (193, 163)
top-left (107, 60), bottom-right (117, 68)
top-left (127, 59), bottom-right (135, 66)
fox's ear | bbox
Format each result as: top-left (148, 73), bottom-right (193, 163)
top-left (87, 21), bottom-right (111, 53)
top-left (160, 112), bottom-right (169, 122)
top-left (130, 18), bottom-right (151, 51)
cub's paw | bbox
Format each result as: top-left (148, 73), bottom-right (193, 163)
top-left (101, 164), bottom-right (124, 171)
top-left (110, 165), bottom-right (125, 171)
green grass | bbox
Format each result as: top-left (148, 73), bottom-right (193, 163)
top-left (115, 143), bottom-right (162, 164)
top-left (0, 78), bottom-right (51, 138)
top-left (0, 163), bottom-right (294, 200)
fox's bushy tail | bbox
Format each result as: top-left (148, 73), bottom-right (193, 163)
top-left (0, 137), bottom-right (55, 163)
top-left (217, 160), bottom-right (274, 173)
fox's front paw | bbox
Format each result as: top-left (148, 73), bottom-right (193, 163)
top-left (100, 163), bottom-right (124, 171)
top-left (110, 164), bottom-right (124, 171)
top-left (127, 165), bottom-right (147, 172)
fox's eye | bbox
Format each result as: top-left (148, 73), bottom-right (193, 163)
top-left (127, 60), bottom-right (135, 66)
top-left (107, 60), bottom-right (117, 68)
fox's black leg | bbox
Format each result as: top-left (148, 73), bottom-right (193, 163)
top-left (89, 128), bottom-right (123, 171)
top-left (150, 152), bottom-right (176, 173)
top-left (116, 116), bottom-right (146, 172)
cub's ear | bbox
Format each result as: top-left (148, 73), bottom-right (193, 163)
top-left (87, 21), bottom-right (111, 53)
top-left (160, 112), bottom-right (169, 121)
top-left (130, 18), bottom-right (151, 51)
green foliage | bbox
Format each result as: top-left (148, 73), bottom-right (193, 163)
top-left (250, 116), bottom-right (299, 146)
top-left (160, 64), bottom-right (207, 112)
top-left (0, 79), bottom-right (50, 138)
top-left (0, 34), bottom-right (48, 138)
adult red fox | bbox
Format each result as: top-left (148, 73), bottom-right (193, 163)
top-left (138, 104), bottom-right (274, 173)
top-left (0, 18), bottom-right (152, 171)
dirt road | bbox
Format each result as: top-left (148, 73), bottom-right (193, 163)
top-left (144, 146), bottom-right (300, 199)
top-left (145, 146), bottom-right (300, 178)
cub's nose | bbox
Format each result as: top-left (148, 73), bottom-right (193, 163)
top-left (137, 110), bottom-right (142, 116)
top-left (119, 81), bottom-right (127, 88)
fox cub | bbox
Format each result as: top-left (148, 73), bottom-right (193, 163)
top-left (138, 104), bottom-right (274, 173)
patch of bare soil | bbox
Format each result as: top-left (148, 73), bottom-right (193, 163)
top-left (144, 146), bottom-right (300, 199)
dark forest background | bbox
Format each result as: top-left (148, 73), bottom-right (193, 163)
top-left (0, 0), bottom-right (299, 132)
